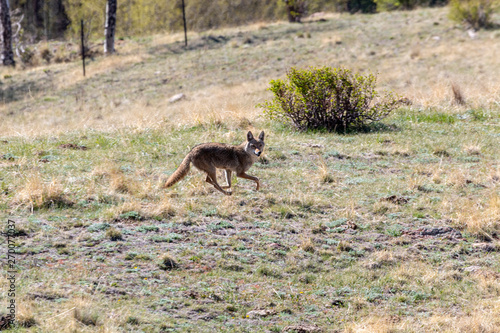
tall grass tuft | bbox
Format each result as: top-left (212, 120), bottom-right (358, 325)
top-left (450, 191), bottom-right (500, 240)
top-left (12, 173), bottom-right (73, 211)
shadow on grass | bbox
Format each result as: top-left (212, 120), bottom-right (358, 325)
top-left (347, 122), bottom-right (400, 134)
top-left (269, 120), bottom-right (400, 135)
top-left (0, 77), bottom-right (54, 105)
top-left (147, 18), bottom-right (348, 56)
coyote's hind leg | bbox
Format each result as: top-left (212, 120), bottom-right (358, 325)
top-left (205, 168), bottom-right (232, 196)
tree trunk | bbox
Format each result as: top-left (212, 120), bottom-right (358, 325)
top-left (0, 0), bottom-right (15, 66)
top-left (104, 0), bottom-right (117, 54)
top-left (284, 0), bottom-right (305, 23)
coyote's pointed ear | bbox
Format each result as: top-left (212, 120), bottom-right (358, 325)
top-left (258, 131), bottom-right (265, 141)
top-left (247, 131), bottom-right (254, 141)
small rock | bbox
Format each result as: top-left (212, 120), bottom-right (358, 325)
top-left (331, 299), bottom-right (345, 307)
top-left (268, 243), bottom-right (289, 251)
top-left (209, 294), bottom-right (223, 302)
top-left (183, 290), bottom-right (199, 299)
top-left (405, 226), bottom-right (462, 239)
top-left (169, 93), bottom-right (185, 103)
top-left (420, 227), bottom-right (462, 238)
top-left (472, 243), bottom-right (498, 252)
top-left (464, 265), bottom-right (481, 273)
top-left (346, 221), bottom-right (357, 230)
top-left (58, 143), bottom-right (88, 150)
top-left (399, 97), bottom-right (412, 105)
top-left (363, 261), bottom-right (382, 270)
top-left (308, 12), bottom-right (326, 19)
top-left (246, 309), bottom-right (276, 318)
top-left (383, 195), bottom-right (409, 205)
top-left (103, 288), bottom-right (127, 296)
top-left (301, 143), bottom-right (324, 148)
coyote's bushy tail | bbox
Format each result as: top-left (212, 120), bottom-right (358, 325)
top-left (164, 154), bottom-right (192, 188)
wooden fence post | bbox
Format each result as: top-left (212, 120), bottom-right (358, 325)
top-left (181, 0), bottom-right (187, 47)
top-left (81, 19), bottom-right (85, 76)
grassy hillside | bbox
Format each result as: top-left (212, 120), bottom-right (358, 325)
top-left (1, 7), bottom-right (499, 332)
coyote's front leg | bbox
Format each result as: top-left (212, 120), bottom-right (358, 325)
top-left (220, 170), bottom-right (232, 189)
top-left (237, 172), bottom-right (260, 191)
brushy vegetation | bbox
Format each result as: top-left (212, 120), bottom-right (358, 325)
top-left (448, 0), bottom-right (500, 29)
top-left (261, 67), bottom-right (401, 132)
top-left (11, 0), bottom-right (464, 44)
top-left (0, 7), bottom-right (500, 332)
top-left (62, 0), bottom-right (340, 39)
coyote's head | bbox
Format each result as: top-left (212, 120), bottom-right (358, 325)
top-left (245, 131), bottom-right (265, 157)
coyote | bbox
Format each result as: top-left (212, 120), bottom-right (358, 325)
top-left (164, 131), bottom-right (265, 195)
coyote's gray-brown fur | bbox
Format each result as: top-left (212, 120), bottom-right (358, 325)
top-left (164, 131), bottom-right (265, 195)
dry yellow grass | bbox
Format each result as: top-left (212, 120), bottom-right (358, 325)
top-left (426, 299), bottom-right (500, 333)
top-left (11, 173), bottom-right (70, 211)
top-left (104, 196), bottom-right (179, 220)
top-left (300, 237), bottom-right (315, 253)
top-left (450, 190), bottom-right (500, 239)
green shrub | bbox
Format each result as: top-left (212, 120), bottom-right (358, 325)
top-left (260, 67), bottom-right (401, 132)
top-left (449, 0), bottom-right (499, 30)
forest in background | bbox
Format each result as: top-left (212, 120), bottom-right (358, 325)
top-left (9, 0), bottom-right (449, 43)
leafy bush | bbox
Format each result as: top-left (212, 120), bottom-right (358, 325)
top-left (19, 47), bottom-right (36, 65)
top-left (344, 0), bottom-right (378, 13)
top-left (449, 0), bottom-right (499, 30)
top-left (261, 67), bottom-right (401, 132)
